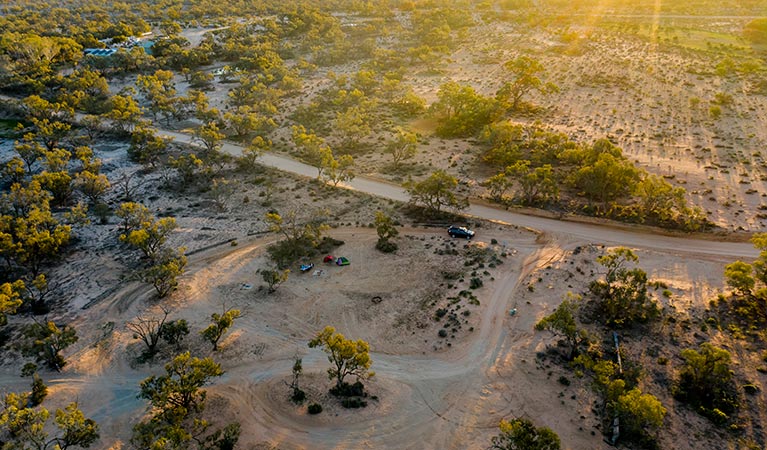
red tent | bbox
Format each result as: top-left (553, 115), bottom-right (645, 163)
top-left (323, 255), bottom-right (334, 263)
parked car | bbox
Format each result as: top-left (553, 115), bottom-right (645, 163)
top-left (448, 225), bottom-right (475, 239)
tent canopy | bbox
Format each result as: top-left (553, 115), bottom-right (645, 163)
top-left (336, 256), bottom-right (350, 266)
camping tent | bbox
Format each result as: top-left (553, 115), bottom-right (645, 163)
top-left (336, 257), bottom-right (350, 266)
top-left (323, 255), bottom-right (334, 263)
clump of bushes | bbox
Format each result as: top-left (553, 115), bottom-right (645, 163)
top-left (341, 398), bottom-right (368, 408)
top-left (375, 239), bottom-right (398, 253)
top-left (291, 389), bottom-right (306, 403)
top-left (330, 381), bottom-right (369, 409)
top-left (330, 381), bottom-right (366, 398)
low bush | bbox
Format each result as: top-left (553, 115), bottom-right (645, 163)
top-left (376, 239), bottom-right (398, 253)
top-left (330, 381), bottom-right (366, 398)
top-left (268, 237), bottom-right (344, 268)
top-left (291, 389), bottom-right (306, 403)
top-left (341, 398), bottom-right (368, 408)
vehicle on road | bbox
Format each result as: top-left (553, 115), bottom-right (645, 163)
top-left (448, 225), bottom-right (475, 239)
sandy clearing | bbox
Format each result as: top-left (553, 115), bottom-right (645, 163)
top-left (0, 212), bottom-right (745, 449)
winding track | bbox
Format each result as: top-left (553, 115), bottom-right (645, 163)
top-left (144, 130), bottom-right (758, 448)
top-left (0, 119), bottom-right (758, 448)
top-left (158, 128), bottom-right (759, 259)
top-left (0, 90), bottom-right (757, 257)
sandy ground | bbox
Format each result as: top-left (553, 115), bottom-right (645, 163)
top-left (1, 97), bottom-right (763, 450)
top-left (0, 215), bottom-right (755, 449)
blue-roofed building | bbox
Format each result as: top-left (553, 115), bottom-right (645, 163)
top-left (84, 48), bottom-right (118, 57)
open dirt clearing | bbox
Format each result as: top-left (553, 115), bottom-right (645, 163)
top-left (0, 215), bottom-right (745, 449)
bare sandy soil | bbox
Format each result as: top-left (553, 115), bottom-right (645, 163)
top-left (2, 112), bottom-right (762, 447)
top-left (1, 200), bottom-right (755, 449)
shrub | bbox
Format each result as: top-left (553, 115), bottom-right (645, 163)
top-left (291, 389), bottom-right (307, 403)
top-left (29, 374), bottom-right (48, 406)
top-left (267, 236), bottom-right (344, 269)
top-left (674, 343), bottom-right (739, 424)
top-left (376, 239), bottom-right (398, 253)
top-left (21, 363), bottom-right (38, 377)
top-left (330, 381), bottom-right (366, 398)
top-left (490, 418), bottom-right (561, 450)
top-left (708, 408), bottom-right (729, 425)
top-left (92, 202), bottom-right (111, 224)
top-left (341, 398), bottom-right (368, 408)
top-left (438, 329), bottom-right (448, 338)
top-left (470, 277), bottom-right (483, 289)
top-left (308, 403), bottom-right (323, 414)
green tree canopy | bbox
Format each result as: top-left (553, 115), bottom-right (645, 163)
top-left (23, 321), bottom-right (78, 371)
top-left (724, 260), bottom-right (755, 296)
top-left (405, 170), bottom-right (468, 214)
top-left (431, 81), bottom-right (500, 137)
top-left (570, 153), bottom-right (640, 205)
top-left (308, 326), bottom-right (374, 390)
top-left (490, 418), bottom-right (561, 450)
top-left (387, 128), bottom-right (418, 168)
top-left (589, 247), bottom-right (659, 327)
top-left (292, 125), bottom-right (334, 178)
top-left (0, 394), bottom-right (99, 450)
top-left (262, 268), bottom-right (290, 293)
top-left (534, 294), bottom-right (587, 359)
top-left (133, 352), bottom-right (237, 450)
top-left (139, 352), bottom-right (224, 418)
top-left (0, 280), bottom-right (25, 326)
top-left (675, 342), bottom-right (738, 422)
top-left (508, 161), bottom-right (559, 205)
top-left (614, 388), bottom-right (666, 441)
top-left (498, 56), bottom-right (559, 110)
top-left (200, 307), bottom-right (241, 351)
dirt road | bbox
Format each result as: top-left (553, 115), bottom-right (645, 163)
top-left (158, 129), bottom-right (760, 260)
top-left (0, 108), bottom-right (752, 448)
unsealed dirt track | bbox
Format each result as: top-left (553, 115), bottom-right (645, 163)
top-left (0, 122), bottom-right (756, 449)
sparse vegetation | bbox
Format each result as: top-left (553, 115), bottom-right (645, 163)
top-left (0, 1), bottom-right (764, 448)
top-left (535, 294), bottom-right (589, 360)
top-left (674, 343), bottom-right (739, 424)
top-left (589, 247), bottom-right (659, 327)
top-left (308, 326), bottom-right (374, 394)
top-left (200, 306), bottom-right (241, 351)
top-left (489, 418), bottom-right (561, 450)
